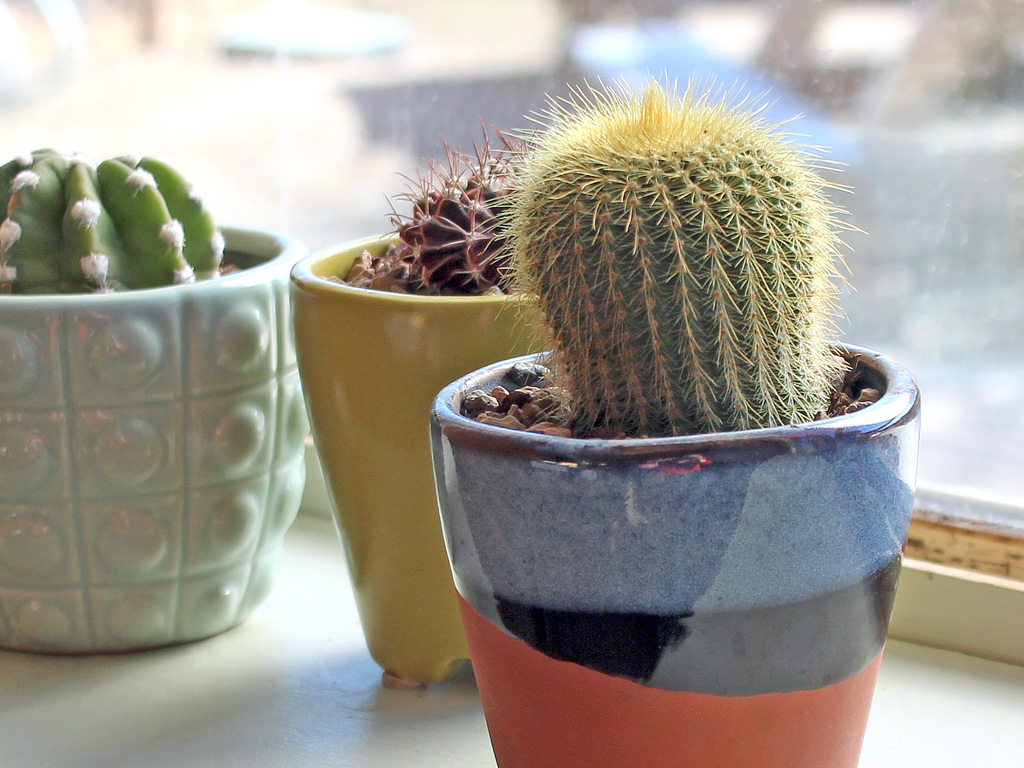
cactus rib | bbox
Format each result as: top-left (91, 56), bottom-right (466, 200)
top-left (135, 156), bottom-right (224, 278)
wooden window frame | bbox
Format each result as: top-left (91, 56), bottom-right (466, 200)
top-left (906, 485), bottom-right (1024, 583)
top-left (891, 485), bottom-right (1024, 667)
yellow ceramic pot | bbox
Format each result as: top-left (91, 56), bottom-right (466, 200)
top-left (290, 236), bottom-right (538, 683)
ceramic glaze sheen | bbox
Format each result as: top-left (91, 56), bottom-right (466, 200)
top-left (430, 347), bottom-right (920, 768)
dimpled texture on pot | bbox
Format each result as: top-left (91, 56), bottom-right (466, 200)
top-left (0, 228), bottom-right (308, 652)
top-left (432, 349), bottom-right (919, 617)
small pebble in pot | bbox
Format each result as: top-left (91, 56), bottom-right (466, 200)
top-left (506, 404), bottom-right (529, 424)
top-left (476, 413), bottom-right (528, 430)
top-left (526, 422), bottom-right (573, 438)
top-left (507, 362), bottom-right (551, 388)
top-left (858, 387), bottom-right (881, 403)
top-left (462, 389), bottom-right (500, 418)
top-left (497, 388), bottom-right (534, 413)
top-left (466, 381), bottom-right (573, 433)
top-left (470, 356), bottom-right (881, 435)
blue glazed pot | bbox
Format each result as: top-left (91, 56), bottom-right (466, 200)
top-left (430, 345), bottom-right (920, 768)
top-left (0, 228), bottom-right (308, 652)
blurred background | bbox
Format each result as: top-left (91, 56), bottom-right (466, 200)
top-left (3, 0), bottom-right (1023, 511)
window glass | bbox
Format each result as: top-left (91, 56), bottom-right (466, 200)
top-left (3, 0), bottom-right (1021, 510)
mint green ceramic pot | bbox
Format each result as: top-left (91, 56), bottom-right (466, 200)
top-left (0, 228), bottom-right (308, 652)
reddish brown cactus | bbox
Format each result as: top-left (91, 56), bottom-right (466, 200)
top-left (391, 134), bottom-right (517, 295)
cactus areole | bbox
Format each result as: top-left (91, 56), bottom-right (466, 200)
top-left (0, 149), bottom-right (225, 294)
top-left (508, 82), bottom-right (846, 437)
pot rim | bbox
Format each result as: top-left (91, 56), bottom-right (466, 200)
top-left (290, 234), bottom-right (528, 307)
top-left (432, 344), bottom-right (920, 460)
top-left (0, 226), bottom-right (304, 305)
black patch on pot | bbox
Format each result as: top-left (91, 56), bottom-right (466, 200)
top-left (488, 553), bottom-right (902, 695)
top-left (496, 601), bottom-right (689, 681)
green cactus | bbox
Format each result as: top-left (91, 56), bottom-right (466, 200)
top-left (508, 82), bottom-right (846, 437)
top-left (0, 150), bottom-right (223, 293)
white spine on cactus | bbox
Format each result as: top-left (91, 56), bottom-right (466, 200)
top-left (11, 170), bottom-right (40, 191)
top-left (80, 253), bottom-right (109, 282)
top-left (160, 220), bottom-right (185, 249)
top-left (70, 199), bottom-right (102, 228)
top-left (211, 230), bottom-right (225, 258)
top-left (0, 219), bottom-right (22, 252)
top-left (173, 265), bottom-right (196, 284)
top-left (126, 169), bottom-right (157, 193)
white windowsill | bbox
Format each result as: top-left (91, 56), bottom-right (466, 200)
top-left (1, 514), bottom-right (1022, 767)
